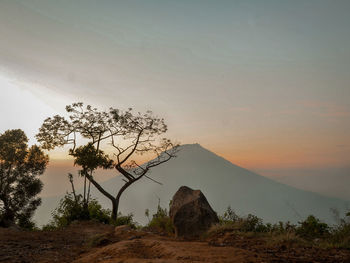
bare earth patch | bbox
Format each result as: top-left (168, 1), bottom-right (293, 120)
top-left (0, 222), bottom-right (114, 263)
top-left (1, 223), bottom-right (349, 263)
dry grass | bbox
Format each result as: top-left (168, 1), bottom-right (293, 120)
top-left (265, 232), bottom-right (308, 247)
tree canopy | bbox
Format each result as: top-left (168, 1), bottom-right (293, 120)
top-left (36, 103), bottom-right (178, 220)
top-left (0, 129), bottom-right (49, 228)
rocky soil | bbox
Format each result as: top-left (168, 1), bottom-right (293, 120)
top-left (1, 222), bottom-right (349, 263)
top-left (0, 222), bottom-right (114, 263)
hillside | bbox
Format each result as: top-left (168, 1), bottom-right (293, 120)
top-left (35, 144), bottom-right (349, 226)
top-left (1, 222), bottom-right (350, 263)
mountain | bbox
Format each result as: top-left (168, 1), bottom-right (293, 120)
top-left (35, 144), bottom-right (349, 226)
top-left (266, 172), bottom-right (350, 201)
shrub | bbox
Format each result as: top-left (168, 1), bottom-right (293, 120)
top-left (17, 214), bottom-right (38, 230)
top-left (146, 204), bottom-right (174, 235)
top-left (327, 213), bottom-right (350, 248)
top-left (219, 206), bottom-right (239, 224)
top-left (210, 207), bottom-right (350, 249)
top-left (269, 221), bottom-right (296, 234)
top-left (113, 212), bottom-right (137, 229)
top-left (216, 208), bottom-right (270, 233)
top-left (43, 193), bottom-right (111, 229)
top-left (296, 215), bottom-right (329, 239)
top-left (329, 222), bottom-right (350, 248)
top-left (216, 208), bottom-right (299, 235)
top-left (88, 201), bottom-right (111, 224)
top-left (240, 214), bottom-right (268, 232)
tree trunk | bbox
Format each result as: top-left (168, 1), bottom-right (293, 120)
top-left (111, 199), bottom-right (118, 221)
top-left (83, 174), bottom-right (87, 203)
top-left (1, 201), bottom-right (15, 227)
top-left (112, 180), bottom-right (133, 221)
top-left (85, 174), bottom-right (119, 221)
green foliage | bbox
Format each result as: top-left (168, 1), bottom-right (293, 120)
top-left (70, 143), bottom-right (113, 173)
top-left (17, 214), bottom-right (38, 230)
top-left (215, 207), bottom-right (299, 235)
top-left (268, 221), bottom-right (296, 234)
top-left (240, 214), bottom-right (268, 232)
top-left (210, 207), bottom-right (349, 249)
top-left (326, 215), bottom-right (350, 248)
top-left (43, 193), bottom-right (111, 229)
top-left (219, 205), bottom-right (239, 223)
top-left (113, 212), bottom-right (137, 229)
top-left (88, 201), bottom-right (111, 224)
top-left (296, 215), bottom-right (329, 239)
top-left (0, 129), bottom-right (48, 228)
top-left (218, 207), bottom-right (269, 233)
top-left (146, 204), bottom-right (174, 235)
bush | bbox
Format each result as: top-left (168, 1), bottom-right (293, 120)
top-left (327, 213), bottom-right (350, 248)
top-left (296, 215), bottom-right (329, 239)
top-left (216, 207), bottom-right (298, 234)
top-left (240, 214), bottom-right (268, 232)
top-left (212, 207), bottom-right (350, 249)
top-left (268, 221), bottom-right (296, 234)
top-left (17, 214), bottom-right (38, 230)
top-left (88, 201), bottom-right (111, 224)
top-left (219, 206), bottom-right (239, 224)
top-left (145, 204), bottom-right (174, 235)
top-left (43, 193), bottom-right (111, 229)
top-left (329, 222), bottom-right (350, 248)
top-left (113, 212), bottom-right (137, 229)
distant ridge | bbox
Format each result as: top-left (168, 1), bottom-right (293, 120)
top-left (35, 144), bottom-right (349, 226)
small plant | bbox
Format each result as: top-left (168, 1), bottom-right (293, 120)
top-left (219, 206), bottom-right (239, 224)
top-left (17, 214), bottom-right (38, 231)
top-left (145, 208), bottom-right (150, 223)
top-left (214, 208), bottom-right (298, 235)
top-left (326, 212), bottom-right (350, 248)
top-left (146, 203), bottom-right (174, 235)
top-left (113, 212), bottom-right (137, 229)
top-left (269, 221), bottom-right (296, 234)
top-left (240, 214), bottom-right (268, 232)
top-left (43, 193), bottom-right (111, 229)
top-left (296, 215), bottom-right (329, 239)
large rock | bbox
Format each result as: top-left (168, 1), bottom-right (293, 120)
top-left (169, 186), bottom-right (219, 238)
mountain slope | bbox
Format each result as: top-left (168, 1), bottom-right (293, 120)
top-left (36, 144), bottom-right (349, 226)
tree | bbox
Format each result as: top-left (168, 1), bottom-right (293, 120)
top-left (36, 102), bottom-right (178, 221)
top-left (0, 129), bottom-right (48, 227)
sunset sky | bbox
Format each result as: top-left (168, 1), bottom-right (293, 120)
top-left (0, 0), bottom-right (349, 196)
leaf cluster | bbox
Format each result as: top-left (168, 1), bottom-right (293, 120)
top-left (69, 143), bottom-right (114, 174)
top-left (43, 193), bottom-right (111, 229)
top-left (145, 203), bottom-right (174, 235)
top-left (0, 129), bottom-right (48, 228)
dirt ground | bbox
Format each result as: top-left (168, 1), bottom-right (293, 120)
top-left (0, 222), bottom-right (114, 263)
top-left (1, 223), bottom-right (350, 263)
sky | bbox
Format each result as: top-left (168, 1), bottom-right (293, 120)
top-left (0, 0), bottom-right (349, 196)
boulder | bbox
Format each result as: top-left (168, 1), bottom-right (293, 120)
top-left (169, 186), bottom-right (219, 238)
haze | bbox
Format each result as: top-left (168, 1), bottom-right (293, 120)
top-left (0, 0), bottom-right (349, 199)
